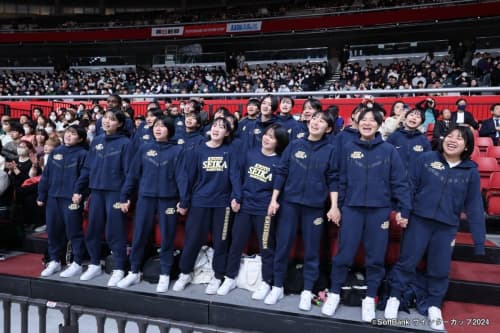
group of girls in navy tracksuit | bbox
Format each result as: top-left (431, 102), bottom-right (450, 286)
top-left (38, 97), bottom-right (485, 332)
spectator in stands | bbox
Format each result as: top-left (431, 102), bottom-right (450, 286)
top-left (325, 104), bottom-right (344, 136)
top-left (73, 111), bottom-right (132, 286)
top-left (491, 61), bottom-right (500, 87)
top-left (479, 103), bottom-right (500, 145)
top-left (118, 117), bottom-right (188, 292)
top-left (0, 115), bottom-right (12, 146)
top-left (323, 108), bottom-right (410, 322)
top-left (411, 72), bottom-right (427, 88)
top-left (266, 111), bottom-right (336, 311)
top-left (37, 125), bottom-right (88, 278)
top-left (385, 126), bottom-right (485, 331)
top-left (2, 121), bottom-right (24, 161)
top-left (451, 98), bottom-right (478, 129)
top-left (35, 116), bottom-right (48, 131)
top-left (34, 129), bottom-right (48, 157)
top-left (238, 98), bottom-right (260, 137)
top-left (432, 108), bottom-right (453, 149)
top-left (217, 124), bottom-right (289, 299)
top-left (19, 114), bottom-right (31, 126)
top-left (22, 122), bottom-right (36, 146)
top-left (6, 140), bottom-right (42, 230)
top-left (32, 107), bottom-right (43, 122)
top-left (416, 97), bottom-right (439, 132)
top-left (380, 101), bottom-right (406, 140)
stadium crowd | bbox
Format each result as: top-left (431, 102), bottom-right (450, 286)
top-left (1, 51), bottom-right (499, 98)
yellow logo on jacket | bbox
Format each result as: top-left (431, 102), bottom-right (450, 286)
top-left (248, 163), bottom-right (272, 183)
top-left (142, 134), bottom-right (150, 140)
top-left (113, 202), bottom-right (121, 209)
top-left (68, 203), bottom-right (79, 210)
top-left (430, 161), bottom-right (445, 170)
top-left (313, 217), bottom-right (323, 226)
top-left (146, 150), bottom-right (157, 157)
top-left (95, 143), bottom-right (104, 151)
top-left (413, 145), bottom-right (423, 152)
top-left (254, 128), bottom-right (261, 135)
top-left (177, 139), bottom-right (185, 145)
top-left (351, 151), bottom-right (364, 159)
top-left (294, 150), bottom-right (307, 159)
top-left (165, 208), bottom-right (176, 215)
top-left (297, 132), bottom-right (305, 138)
top-left (203, 156), bottom-right (228, 171)
top-left (53, 154), bottom-right (63, 161)
top-left (381, 221), bottom-right (390, 229)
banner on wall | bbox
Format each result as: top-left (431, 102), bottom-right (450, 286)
top-left (151, 26), bottom-right (184, 37)
top-left (226, 21), bottom-right (262, 33)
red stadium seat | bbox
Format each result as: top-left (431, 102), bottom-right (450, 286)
top-left (426, 123), bottom-right (435, 141)
top-left (471, 146), bottom-right (481, 160)
top-left (486, 146), bottom-right (500, 164)
top-left (476, 157), bottom-right (499, 191)
top-left (476, 137), bottom-right (493, 155)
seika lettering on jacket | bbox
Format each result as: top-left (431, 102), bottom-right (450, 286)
top-left (203, 156), bottom-right (228, 171)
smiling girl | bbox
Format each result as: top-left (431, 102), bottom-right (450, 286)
top-left (173, 117), bottom-right (241, 295)
top-left (217, 124), bottom-right (289, 299)
top-left (73, 111), bottom-right (132, 286)
top-left (265, 112), bottom-right (337, 311)
top-left (385, 126), bottom-right (485, 331)
top-left (37, 125), bottom-right (88, 278)
top-left (117, 117), bottom-right (189, 292)
top-left (323, 108), bottom-right (411, 323)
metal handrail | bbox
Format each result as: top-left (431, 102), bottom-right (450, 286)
top-left (0, 87), bottom-right (499, 101)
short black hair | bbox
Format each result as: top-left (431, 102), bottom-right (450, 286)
top-left (490, 103), bottom-right (500, 112)
top-left (280, 96), bottom-right (295, 107)
top-left (263, 124), bottom-right (289, 155)
top-left (303, 98), bottom-right (322, 113)
top-left (185, 111), bottom-right (202, 127)
top-left (154, 116), bottom-right (176, 139)
top-left (66, 124), bottom-right (87, 144)
top-left (405, 108), bottom-right (426, 125)
top-left (261, 94), bottom-right (279, 112)
top-left (358, 108), bottom-right (384, 126)
top-left (438, 125), bottom-right (474, 161)
top-left (147, 107), bottom-right (164, 119)
top-left (247, 98), bottom-right (261, 108)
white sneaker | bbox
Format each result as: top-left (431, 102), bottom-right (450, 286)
top-left (59, 262), bottom-right (82, 278)
top-left (251, 281), bottom-right (271, 300)
top-left (34, 225), bottom-right (47, 233)
top-left (41, 261), bottom-right (61, 277)
top-left (107, 270), bottom-right (125, 287)
top-left (156, 275), bottom-right (170, 293)
top-left (264, 286), bottom-right (284, 305)
top-left (428, 306), bottom-right (445, 331)
top-left (80, 264), bottom-right (102, 281)
top-left (361, 296), bottom-right (376, 322)
top-left (298, 290), bottom-right (313, 311)
top-left (116, 272), bottom-right (140, 289)
top-left (217, 277), bottom-right (236, 296)
top-left (172, 273), bottom-right (192, 291)
top-left (384, 297), bottom-right (400, 320)
top-left (321, 292), bottom-right (340, 316)
top-left (205, 277), bottom-right (222, 295)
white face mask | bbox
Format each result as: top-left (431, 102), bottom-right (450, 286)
top-left (65, 114), bottom-right (72, 121)
top-left (23, 127), bottom-right (31, 134)
top-left (45, 127), bottom-right (54, 134)
top-left (49, 115), bottom-right (57, 121)
top-left (17, 147), bottom-right (28, 156)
